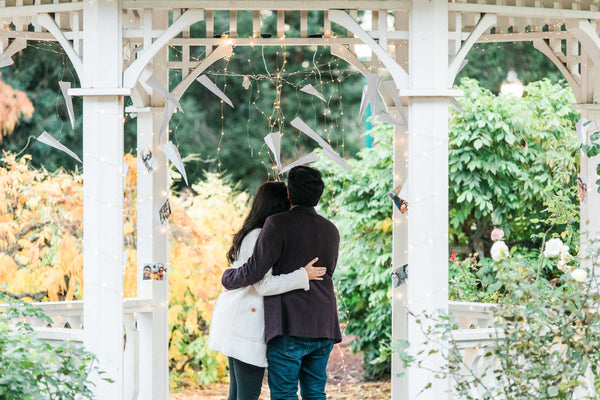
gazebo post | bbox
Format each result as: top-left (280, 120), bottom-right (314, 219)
top-left (575, 106), bottom-right (600, 271)
top-left (405, 0), bottom-right (450, 398)
top-left (134, 10), bottom-right (170, 400)
top-left (81, 0), bottom-right (125, 398)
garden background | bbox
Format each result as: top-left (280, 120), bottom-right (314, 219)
top-left (0, 34), bottom-right (585, 396)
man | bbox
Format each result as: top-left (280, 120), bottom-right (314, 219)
top-left (222, 166), bottom-right (341, 400)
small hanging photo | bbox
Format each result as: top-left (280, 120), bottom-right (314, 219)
top-left (159, 198), bottom-right (171, 224)
top-left (143, 264), bottom-right (152, 280)
top-left (157, 263), bottom-right (167, 281)
top-left (577, 177), bottom-right (588, 202)
top-left (141, 146), bottom-right (157, 173)
top-left (389, 183), bottom-right (408, 214)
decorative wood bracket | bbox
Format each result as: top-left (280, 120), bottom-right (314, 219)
top-left (328, 9), bottom-right (408, 90)
top-left (123, 9), bottom-right (204, 89)
top-left (172, 44), bottom-right (233, 100)
top-left (532, 39), bottom-right (582, 102)
top-left (448, 13), bottom-right (496, 85)
top-left (37, 13), bottom-right (83, 80)
top-left (566, 19), bottom-right (600, 69)
top-left (1, 38), bottom-right (26, 58)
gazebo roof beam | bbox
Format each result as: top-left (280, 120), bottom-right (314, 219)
top-left (449, 3), bottom-right (600, 20)
top-left (0, 2), bottom-right (83, 17)
top-left (121, 0), bottom-right (410, 11)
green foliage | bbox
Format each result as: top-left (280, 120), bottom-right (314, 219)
top-left (317, 123), bottom-right (393, 380)
top-left (404, 246), bottom-right (600, 400)
top-left (457, 42), bottom-right (563, 93)
top-left (0, 296), bottom-right (104, 399)
top-left (449, 78), bottom-right (579, 256)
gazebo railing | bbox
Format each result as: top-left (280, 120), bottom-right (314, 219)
top-left (2, 299), bottom-right (154, 400)
top-left (3, 299), bottom-right (501, 399)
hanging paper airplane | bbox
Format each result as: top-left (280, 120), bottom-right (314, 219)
top-left (449, 97), bottom-right (463, 113)
top-left (300, 84), bottom-right (326, 102)
top-left (36, 131), bottom-right (82, 163)
top-left (158, 101), bottom-right (176, 143)
top-left (264, 132), bottom-right (282, 172)
top-left (359, 73), bottom-right (383, 121)
top-left (196, 75), bottom-right (234, 108)
top-left (160, 141), bottom-right (188, 186)
top-left (279, 151), bottom-right (320, 175)
top-left (382, 80), bottom-right (407, 125)
top-left (377, 112), bottom-right (406, 127)
top-left (0, 54), bottom-right (14, 68)
top-left (290, 117), bottom-right (351, 172)
top-left (58, 81), bottom-right (76, 129)
top-left (145, 75), bottom-right (183, 112)
top-left (576, 117), bottom-right (589, 146)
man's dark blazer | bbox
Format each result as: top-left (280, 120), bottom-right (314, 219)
top-left (222, 205), bottom-right (342, 344)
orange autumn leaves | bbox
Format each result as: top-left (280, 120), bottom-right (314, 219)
top-left (1, 152), bottom-right (248, 384)
top-left (0, 79), bottom-right (34, 141)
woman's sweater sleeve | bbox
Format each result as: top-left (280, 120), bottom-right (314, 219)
top-left (235, 229), bottom-right (310, 296)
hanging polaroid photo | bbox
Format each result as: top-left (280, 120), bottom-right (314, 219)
top-left (159, 198), bottom-right (171, 224)
top-left (143, 264), bottom-right (152, 280)
top-left (141, 146), bottom-right (157, 173)
top-left (157, 263), bottom-right (167, 281)
top-left (389, 183), bottom-right (408, 214)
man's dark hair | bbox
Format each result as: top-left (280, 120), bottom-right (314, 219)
top-left (287, 166), bottom-right (324, 207)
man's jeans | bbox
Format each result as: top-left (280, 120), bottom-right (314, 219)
top-left (266, 335), bottom-right (334, 400)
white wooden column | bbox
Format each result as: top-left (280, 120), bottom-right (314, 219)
top-left (392, 121), bottom-right (409, 400)
top-left (577, 106), bottom-right (600, 271)
top-left (406, 1), bottom-right (450, 399)
top-left (81, 1), bottom-right (125, 399)
top-left (135, 10), bottom-right (169, 400)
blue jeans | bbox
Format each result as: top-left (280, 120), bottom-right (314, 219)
top-left (266, 336), bottom-right (334, 400)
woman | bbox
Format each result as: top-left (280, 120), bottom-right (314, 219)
top-left (208, 181), bottom-right (325, 400)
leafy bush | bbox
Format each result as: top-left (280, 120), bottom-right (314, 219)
top-left (403, 240), bottom-right (600, 400)
top-left (0, 296), bottom-right (102, 399)
top-left (449, 78), bottom-right (579, 257)
top-left (317, 123), bottom-right (393, 380)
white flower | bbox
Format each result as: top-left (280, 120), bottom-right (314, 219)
top-left (571, 269), bottom-right (587, 282)
top-left (491, 241), bottom-right (509, 262)
top-left (543, 238), bottom-right (564, 258)
top-left (491, 228), bottom-right (504, 241)
top-left (557, 260), bottom-right (572, 273)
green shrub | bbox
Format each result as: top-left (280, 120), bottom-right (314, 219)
top-left (0, 296), bottom-right (104, 399)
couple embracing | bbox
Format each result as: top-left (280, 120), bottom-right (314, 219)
top-left (209, 166), bottom-right (342, 400)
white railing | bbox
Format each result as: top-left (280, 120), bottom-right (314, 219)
top-left (7, 299), bottom-right (501, 399)
top-left (2, 298), bottom-right (154, 400)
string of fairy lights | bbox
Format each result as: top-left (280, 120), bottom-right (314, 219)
top-left (5, 16), bottom-right (586, 389)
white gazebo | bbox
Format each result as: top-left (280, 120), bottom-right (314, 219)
top-left (1, 1), bottom-right (599, 399)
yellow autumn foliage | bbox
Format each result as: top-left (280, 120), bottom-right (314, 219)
top-left (0, 152), bottom-right (248, 386)
top-left (0, 79), bottom-right (34, 141)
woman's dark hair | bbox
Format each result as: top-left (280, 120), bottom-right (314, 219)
top-left (226, 181), bottom-right (290, 263)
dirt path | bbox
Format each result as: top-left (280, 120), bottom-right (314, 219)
top-left (170, 338), bottom-right (391, 399)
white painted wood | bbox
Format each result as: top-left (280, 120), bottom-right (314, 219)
top-left (123, 9), bottom-right (204, 88)
top-left (391, 78), bottom-right (409, 399)
top-left (329, 9), bottom-right (409, 89)
top-left (1, 38), bottom-right (26, 57)
top-left (448, 13), bottom-right (497, 85)
top-left (566, 19), bottom-right (600, 69)
top-left (121, 1), bottom-right (411, 10)
top-left (81, 1), bottom-right (125, 398)
top-left (574, 106), bottom-right (600, 275)
top-left (448, 2), bottom-right (600, 19)
top-left (172, 44), bottom-right (233, 99)
top-left (406, 1), bottom-right (449, 399)
top-left (533, 38), bottom-right (582, 101)
top-left (0, 2), bottom-right (84, 17)
top-left (134, 11), bottom-right (170, 398)
top-left (69, 88), bottom-right (133, 96)
top-left (36, 13), bottom-right (84, 79)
